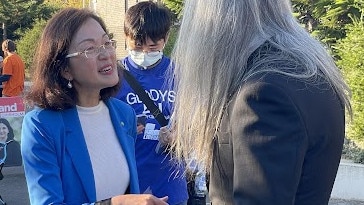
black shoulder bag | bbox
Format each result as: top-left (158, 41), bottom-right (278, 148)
top-left (117, 61), bottom-right (168, 127)
top-left (117, 61), bottom-right (169, 154)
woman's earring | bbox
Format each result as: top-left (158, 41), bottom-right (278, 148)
top-left (67, 80), bottom-right (73, 88)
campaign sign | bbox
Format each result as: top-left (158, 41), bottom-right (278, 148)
top-left (0, 97), bottom-right (24, 167)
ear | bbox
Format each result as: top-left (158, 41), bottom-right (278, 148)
top-left (61, 68), bottom-right (73, 81)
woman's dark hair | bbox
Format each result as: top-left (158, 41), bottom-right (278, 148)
top-left (124, 1), bottom-right (171, 45)
top-left (0, 118), bottom-right (14, 141)
top-left (26, 8), bottom-right (120, 110)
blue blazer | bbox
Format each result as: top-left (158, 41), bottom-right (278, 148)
top-left (21, 98), bottom-right (139, 205)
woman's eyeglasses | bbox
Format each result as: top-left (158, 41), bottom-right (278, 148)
top-left (66, 40), bottom-right (117, 59)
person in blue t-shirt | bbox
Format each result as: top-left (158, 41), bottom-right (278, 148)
top-left (115, 2), bottom-right (188, 205)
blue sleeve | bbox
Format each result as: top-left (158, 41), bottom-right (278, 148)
top-left (21, 110), bottom-right (66, 204)
top-left (0, 74), bottom-right (11, 83)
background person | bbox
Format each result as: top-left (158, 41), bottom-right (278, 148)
top-left (0, 39), bottom-right (25, 97)
top-left (0, 56), bottom-right (3, 96)
top-left (0, 118), bottom-right (22, 167)
top-left (21, 8), bottom-right (167, 205)
top-left (0, 56), bottom-right (3, 71)
top-left (169, 0), bottom-right (352, 204)
top-left (115, 2), bottom-right (188, 205)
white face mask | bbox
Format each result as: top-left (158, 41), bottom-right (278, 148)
top-left (128, 50), bottom-right (163, 69)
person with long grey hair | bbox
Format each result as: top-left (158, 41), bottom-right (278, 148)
top-left (165, 0), bottom-right (352, 204)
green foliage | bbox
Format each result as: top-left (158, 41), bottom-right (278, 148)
top-left (342, 138), bottom-right (364, 164)
top-left (335, 20), bottom-right (364, 148)
top-left (45, 0), bottom-right (91, 8)
top-left (292, 0), bottom-right (324, 32)
top-left (162, 0), bottom-right (184, 19)
top-left (17, 20), bottom-right (48, 80)
top-left (164, 26), bottom-right (179, 57)
top-left (0, 0), bottom-right (57, 40)
top-left (0, 1), bottom-right (60, 78)
top-left (292, 0), bottom-right (362, 48)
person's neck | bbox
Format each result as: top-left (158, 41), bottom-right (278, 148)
top-left (77, 94), bottom-right (101, 107)
top-left (5, 51), bottom-right (15, 57)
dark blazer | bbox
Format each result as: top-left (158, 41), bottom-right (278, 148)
top-left (210, 45), bottom-right (345, 205)
top-left (21, 98), bottom-right (139, 205)
top-left (3, 140), bottom-right (22, 166)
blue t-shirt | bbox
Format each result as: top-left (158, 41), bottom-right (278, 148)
top-left (115, 56), bottom-right (188, 204)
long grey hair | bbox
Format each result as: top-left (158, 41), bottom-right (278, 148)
top-left (169, 0), bottom-right (351, 171)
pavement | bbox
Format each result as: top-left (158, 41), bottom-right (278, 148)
top-left (0, 166), bottom-right (29, 205)
top-left (0, 166), bottom-right (364, 205)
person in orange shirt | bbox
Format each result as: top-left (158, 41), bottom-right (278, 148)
top-left (0, 39), bottom-right (25, 97)
top-left (0, 56), bottom-right (3, 97)
top-left (0, 56), bottom-right (3, 70)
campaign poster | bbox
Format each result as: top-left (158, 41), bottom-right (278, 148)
top-left (0, 97), bottom-right (24, 167)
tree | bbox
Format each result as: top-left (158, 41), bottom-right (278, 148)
top-left (45, 0), bottom-right (91, 8)
top-left (0, 1), bottom-right (61, 78)
top-left (0, 0), bottom-right (58, 41)
top-left (164, 26), bottom-right (179, 57)
top-left (292, 0), bottom-right (322, 32)
top-left (335, 18), bottom-right (364, 149)
top-left (292, 0), bottom-right (363, 48)
top-left (17, 19), bottom-right (48, 79)
top-left (162, 0), bottom-right (183, 19)
top-left (14, 0), bottom-right (92, 78)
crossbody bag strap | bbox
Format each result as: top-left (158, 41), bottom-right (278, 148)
top-left (117, 61), bottom-right (169, 127)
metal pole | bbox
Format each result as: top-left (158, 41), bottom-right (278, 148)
top-left (2, 23), bottom-right (6, 41)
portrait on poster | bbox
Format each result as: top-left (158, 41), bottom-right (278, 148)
top-left (0, 97), bottom-right (24, 167)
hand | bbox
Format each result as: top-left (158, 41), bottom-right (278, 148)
top-left (158, 126), bottom-right (173, 146)
top-left (137, 124), bottom-right (145, 134)
top-left (111, 194), bottom-right (168, 205)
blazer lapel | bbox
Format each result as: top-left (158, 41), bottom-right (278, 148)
top-left (61, 108), bottom-right (96, 201)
